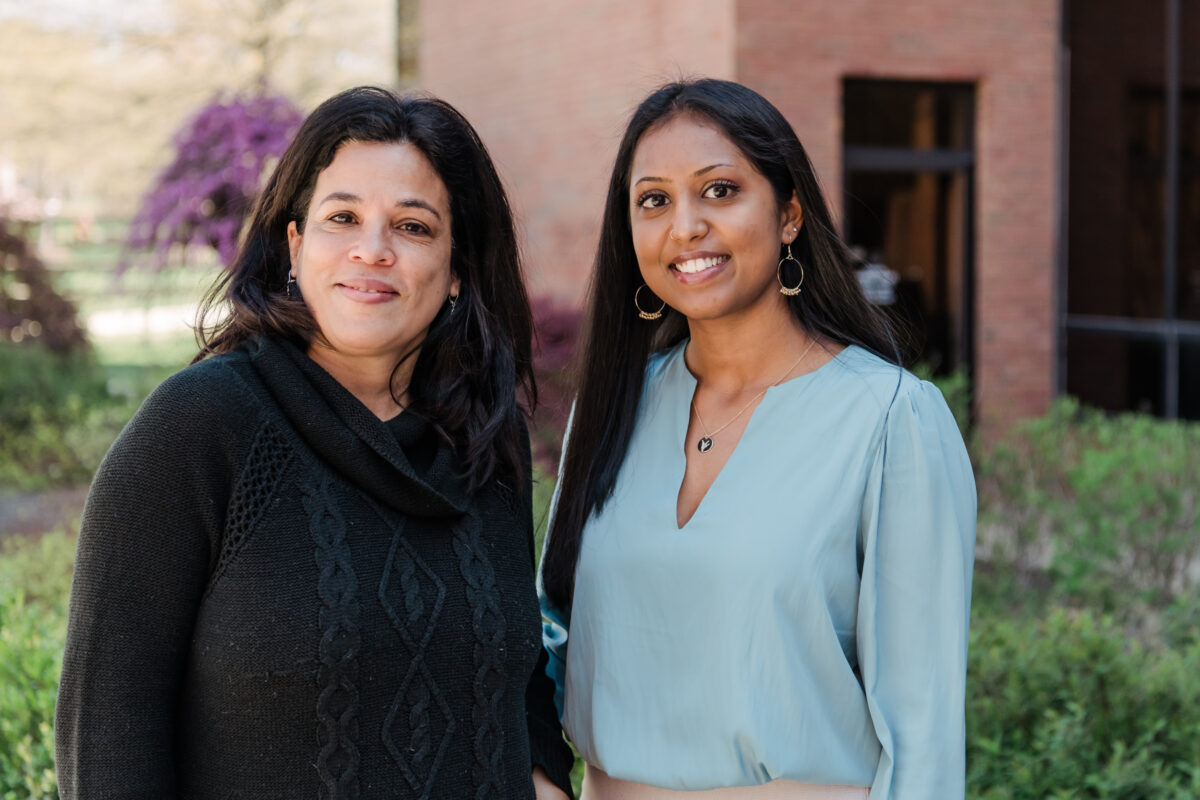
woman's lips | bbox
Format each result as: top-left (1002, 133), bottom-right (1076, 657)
top-left (335, 279), bottom-right (399, 302)
top-left (670, 254), bottom-right (729, 284)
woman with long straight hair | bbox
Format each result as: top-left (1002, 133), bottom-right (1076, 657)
top-left (540, 78), bottom-right (975, 799)
top-left (57, 86), bottom-right (574, 800)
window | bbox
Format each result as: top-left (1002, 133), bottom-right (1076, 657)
top-left (1064, 0), bottom-right (1200, 419)
top-left (842, 79), bottom-right (976, 376)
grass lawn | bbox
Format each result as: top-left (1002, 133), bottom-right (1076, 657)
top-left (53, 220), bottom-right (218, 398)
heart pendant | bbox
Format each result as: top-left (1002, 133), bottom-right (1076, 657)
top-left (697, 436), bottom-right (714, 453)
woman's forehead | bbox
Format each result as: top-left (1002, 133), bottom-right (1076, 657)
top-left (631, 115), bottom-right (751, 181)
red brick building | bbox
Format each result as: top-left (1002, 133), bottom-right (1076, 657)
top-left (418, 0), bottom-right (1199, 426)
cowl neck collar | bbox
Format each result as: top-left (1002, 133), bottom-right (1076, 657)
top-left (245, 336), bottom-right (467, 519)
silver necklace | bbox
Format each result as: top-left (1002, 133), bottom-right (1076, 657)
top-left (690, 337), bottom-right (819, 453)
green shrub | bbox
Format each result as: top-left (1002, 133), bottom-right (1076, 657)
top-left (0, 590), bottom-right (63, 800)
top-left (0, 343), bottom-right (136, 489)
top-left (0, 527), bottom-right (77, 610)
top-left (0, 530), bottom-right (74, 800)
top-left (1161, 588), bottom-right (1200, 649)
top-left (977, 398), bottom-right (1200, 622)
top-left (968, 609), bottom-right (1200, 799)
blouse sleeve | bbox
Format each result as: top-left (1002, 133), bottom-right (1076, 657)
top-left (857, 380), bottom-right (976, 800)
top-left (54, 367), bottom-right (241, 800)
top-left (537, 403), bottom-right (575, 720)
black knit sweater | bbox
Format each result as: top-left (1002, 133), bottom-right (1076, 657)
top-left (55, 336), bottom-right (575, 800)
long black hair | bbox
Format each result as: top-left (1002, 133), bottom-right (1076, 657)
top-left (196, 86), bottom-right (535, 493)
top-left (541, 78), bottom-right (905, 610)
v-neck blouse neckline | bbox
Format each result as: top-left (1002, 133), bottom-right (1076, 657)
top-left (668, 341), bottom-right (857, 531)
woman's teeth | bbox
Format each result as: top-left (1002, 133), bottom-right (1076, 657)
top-left (674, 256), bottom-right (726, 274)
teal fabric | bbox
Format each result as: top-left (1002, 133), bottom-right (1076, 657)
top-left (539, 341), bottom-right (976, 797)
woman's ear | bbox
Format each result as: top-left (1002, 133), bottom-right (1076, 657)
top-left (781, 192), bottom-right (804, 244)
top-left (287, 220), bottom-right (302, 273)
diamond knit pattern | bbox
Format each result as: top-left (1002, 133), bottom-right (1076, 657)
top-left (378, 523), bottom-right (457, 798)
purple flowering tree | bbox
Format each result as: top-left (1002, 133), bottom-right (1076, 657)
top-left (123, 91), bottom-right (303, 271)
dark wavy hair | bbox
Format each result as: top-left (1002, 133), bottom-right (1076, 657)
top-left (196, 86), bottom-right (535, 493)
top-left (541, 78), bottom-right (905, 610)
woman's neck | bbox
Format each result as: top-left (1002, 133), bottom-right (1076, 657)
top-left (306, 343), bottom-right (412, 420)
top-left (684, 304), bottom-right (813, 394)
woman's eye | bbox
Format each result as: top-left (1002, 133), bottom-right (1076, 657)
top-left (703, 181), bottom-right (737, 200)
top-left (398, 221), bottom-right (431, 235)
top-left (636, 192), bottom-right (669, 209)
top-left (329, 212), bottom-right (355, 224)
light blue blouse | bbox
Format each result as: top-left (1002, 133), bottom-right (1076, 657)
top-left (540, 341), bottom-right (976, 798)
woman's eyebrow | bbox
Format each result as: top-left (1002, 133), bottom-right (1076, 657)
top-left (316, 191), bottom-right (361, 206)
top-left (397, 198), bottom-right (442, 221)
top-left (632, 175), bottom-right (665, 186)
top-left (632, 163), bottom-right (735, 186)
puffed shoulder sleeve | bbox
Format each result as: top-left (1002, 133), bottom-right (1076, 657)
top-left (857, 380), bottom-right (976, 800)
top-left (55, 362), bottom-right (249, 800)
top-left (537, 403), bottom-right (574, 721)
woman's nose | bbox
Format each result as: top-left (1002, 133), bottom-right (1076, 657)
top-left (669, 201), bottom-right (708, 242)
top-left (351, 222), bottom-right (395, 264)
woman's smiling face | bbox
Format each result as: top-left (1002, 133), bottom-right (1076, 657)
top-left (628, 113), bottom-right (802, 325)
top-left (287, 139), bottom-right (458, 368)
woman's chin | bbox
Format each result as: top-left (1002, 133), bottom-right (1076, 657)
top-left (309, 332), bottom-right (420, 364)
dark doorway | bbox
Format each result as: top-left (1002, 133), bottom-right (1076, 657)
top-left (842, 79), bottom-right (976, 378)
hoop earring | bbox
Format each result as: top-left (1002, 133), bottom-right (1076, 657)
top-left (634, 284), bottom-right (666, 320)
top-left (777, 244), bottom-right (805, 296)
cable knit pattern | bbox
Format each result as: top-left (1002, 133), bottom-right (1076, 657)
top-left (206, 420), bottom-right (292, 598)
top-left (453, 509), bottom-right (508, 800)
top-left (378, 519), bottom-right (457, 797)
top-left (54, 336), bottom-right (576, 800)
top-left (305, 473), bottom-right (362, 800)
